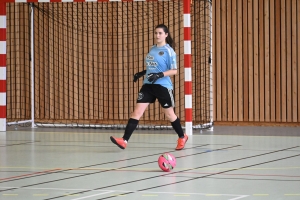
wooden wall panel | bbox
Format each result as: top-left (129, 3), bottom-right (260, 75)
top-left (297, 0), bottom-right (300, 122)
top-left (237, 0), bottom-right (243, 121)
top-left (265, 0), bottom-right (271, 122)
top-left (231, 0), bottom-right (237, 121)
top-left (270, 0), bottom-right (276, 122)
top-left (214, 0), bottom-right (221, 121)
top-left (213, 0), bottom-right (300, 125)
top-left (259, 0), bottom-right (265, 121)
top-left (291, 0), bottom-right (297, 122)
top-left (243, 0), bottom-right (249, 122)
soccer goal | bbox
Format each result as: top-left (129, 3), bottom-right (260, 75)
top-left (0, 0), bottom-right (213, 134)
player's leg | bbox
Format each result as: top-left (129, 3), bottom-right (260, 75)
top-left (110, 103), bottom-right (149, 149)
top-left (157, 86), bottom-right (188, 150)
top-left (123, 102), bottom-right (149, 141)
top-left (110, 85), bottom-right (154, 149)
top-left (163, 107), bottom-right (188, 150)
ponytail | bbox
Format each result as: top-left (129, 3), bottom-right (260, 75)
top-left (166, 34), bottom-right (175, 50)
top-left (155, 24), bottom-right (176, 50)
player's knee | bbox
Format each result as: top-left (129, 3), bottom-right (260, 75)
top-left (131, 111), bottom-right (143, 119)
top-left (164, 111), bottom-right (176, 121)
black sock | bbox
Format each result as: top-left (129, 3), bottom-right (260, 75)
top-left (171, 117), bottom-right (184, 138)
top-left (123, 118), bottom-right (139, 141)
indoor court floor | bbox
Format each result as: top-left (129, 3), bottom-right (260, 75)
top-left (0, 125), bottom-right (299, 200)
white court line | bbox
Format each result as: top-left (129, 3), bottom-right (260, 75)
top-left (228, 196), bottom-right (249, 200)
top-left (136, 191), bottom-right (249, 199)
top-left (0, 187), bottom-right (249, 199)
top-left (0, 187), bottom-right (110, 192)
top-left (71, 191), bottom-right (114, 200)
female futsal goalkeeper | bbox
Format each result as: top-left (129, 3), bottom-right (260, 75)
top-left (110, 24), bottom-right (188, 150)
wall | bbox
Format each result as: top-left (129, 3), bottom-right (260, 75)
top-left (213, 0), bottom-right (300, 125)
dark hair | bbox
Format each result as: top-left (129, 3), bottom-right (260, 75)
top-left (155, 24), bottom-right (175, 49)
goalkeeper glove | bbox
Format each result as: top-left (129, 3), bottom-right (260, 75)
top-left (147, 72), bottom-right (164, 84)
top-left (133, 70), bottom-right (147, 82)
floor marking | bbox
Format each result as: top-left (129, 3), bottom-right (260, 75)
top-left (38, 145), bottom-right (241, 199)
top-left (172, 171), bottom-right (300, 178)
top-left (0, 166), bottom-right (300, 170)
top-left (0, 186), bottom-right (115, 195)
top-left (5, 130), bottom-right (300, 138)
top-left (0, 168), bottom-right (61, 181)
top-left (0, 186), bottom-right (101, 191)
top-left (2, 194), bottom-right (18, 196)
top-left (206, 194), bottom-right (221, 196)
top-left (85, 151), bottom-right (298, 200)
top-left (64, 194), bottom-right (80, 196)
top-left (193, 166), bottom-right (300, 170)
top-left (71, 191), bottom-right (114, 200)
top-left (0, 144), bottom-right (209, 184)
top-left (0, 187), bottom-right (249, 199)
top-left (3, 146), bottom-right (298, 200)
top-left (0, 166), bottom-right (54, 169)
top-left (228, 196), bottom-right (249, 200)
top-left (0, 141), bottom-right (36, 147)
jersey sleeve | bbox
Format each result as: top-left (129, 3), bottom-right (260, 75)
top-left (169, 50), bottom-right (177, 70)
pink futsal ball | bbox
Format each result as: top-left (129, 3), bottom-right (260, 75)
top-left (158, 153), bottom-right (176, 172)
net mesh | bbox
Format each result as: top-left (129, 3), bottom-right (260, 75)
top-left (6, 1), bottom-right (212, 129)
top-left (6, 4), bottom-right (31, 126)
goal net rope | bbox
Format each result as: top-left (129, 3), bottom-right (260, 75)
top-left (5, 1), bottom-right (212, 129)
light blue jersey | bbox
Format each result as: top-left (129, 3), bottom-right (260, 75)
top-left (143, 44), bottom-right (177, 89)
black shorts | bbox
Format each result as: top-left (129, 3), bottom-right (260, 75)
top-left (137, 84), bottom-right (175, 108)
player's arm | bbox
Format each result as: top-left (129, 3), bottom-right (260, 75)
top-left (147, 52), bottom-right (178, 83)
top-left (162, 69), bottom-right (177, 77)
top-left (163, 51), bottom-right (178, 77)
top-left (147, 69), bottom-right (177, 84)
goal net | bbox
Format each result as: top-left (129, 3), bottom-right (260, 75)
top-left (5, 1), bottom-right (212, 129)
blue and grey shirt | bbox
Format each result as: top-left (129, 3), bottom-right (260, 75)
top-left (143, 44), bottom-right (177, 89)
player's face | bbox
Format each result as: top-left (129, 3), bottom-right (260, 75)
top-left (155, 28), bottom-right (168, 45)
